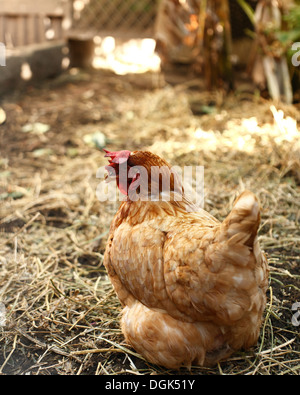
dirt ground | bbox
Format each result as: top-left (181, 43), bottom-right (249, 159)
top-left (0, 67), bottom-right (299, 375)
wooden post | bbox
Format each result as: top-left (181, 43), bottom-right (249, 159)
top-left (252, 0), bottom-right (294, 104)
top-left (196, 0), bottom-right (233, 90)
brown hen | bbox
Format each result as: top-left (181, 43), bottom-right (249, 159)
top-left (103, 150), bottom-right (269, 369)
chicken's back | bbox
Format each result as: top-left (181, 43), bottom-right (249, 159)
top-left (104, 191), bottom-right (269, 369)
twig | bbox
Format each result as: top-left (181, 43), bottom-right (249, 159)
top-left (0, 334), bottom-right (18, 374)
top-left (0, 212), bottom-right (41, 247)
top-left (17, 328), bottom-right (82, 364)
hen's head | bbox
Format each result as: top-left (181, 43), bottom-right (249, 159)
top-left (104, 149), bottom-right (182, 199)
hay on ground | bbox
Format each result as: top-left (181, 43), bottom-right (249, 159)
top-left (0, 69), bottom-right (299, 375)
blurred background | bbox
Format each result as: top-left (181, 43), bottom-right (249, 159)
top-left (0, 0), bottom-right (300, 101)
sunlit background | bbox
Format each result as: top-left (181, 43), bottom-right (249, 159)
top-left (71, 0), bottom-right (161, 74)
top-left (92, 36), bottom-right (160, 75)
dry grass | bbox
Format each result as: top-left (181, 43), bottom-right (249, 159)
top-left (0, 69), bottom-right (299, 375)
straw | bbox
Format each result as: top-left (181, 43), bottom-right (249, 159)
top-left (0, 69), bottom-right (299, 374)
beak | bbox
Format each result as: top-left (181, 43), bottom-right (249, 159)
top-left (104, 149), bottom-right (118, 161)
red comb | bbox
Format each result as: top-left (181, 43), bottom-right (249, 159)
top-left (103, 149), bottom-right (131, 163)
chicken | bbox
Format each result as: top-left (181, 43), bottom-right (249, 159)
top-left (103, 149), bottom-right (269, 369)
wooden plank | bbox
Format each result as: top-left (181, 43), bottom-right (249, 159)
top-left (15, 16), bottom-right (27, 46)
top-left (50, 16), bottom-right (64, 40)
top-left (36, 15), bottom-right (46, 43)
top-left (4, 16), bottom-right (16, 47)
top-left (26, 14), bottom-right (36, 45)
top-left (0, 0), bottom-right (69, 16)
top-left (0, 14), bottom-right (46, 46)
top-left (0, 0), bottom-right (71, 47)
top-left (0, 15), bottom-right (4, 43)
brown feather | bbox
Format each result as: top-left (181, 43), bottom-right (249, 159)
top-left (103, 151), bottom-right (269, 369)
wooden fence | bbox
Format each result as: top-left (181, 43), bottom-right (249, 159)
top-left (0, 0), bottom-right (72, 47)
top-left (71, 0), bottom-right (157, 36)
top-left (0, 0), bottom-right (258, 50)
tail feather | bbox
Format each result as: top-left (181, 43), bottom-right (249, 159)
top-left (223, 191), bottom-right (260, 248)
